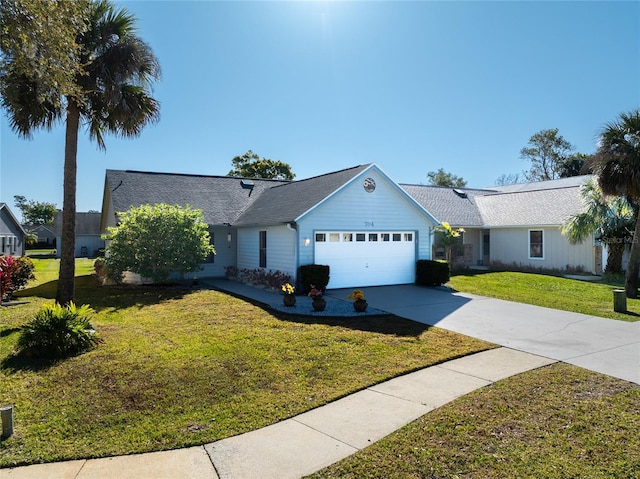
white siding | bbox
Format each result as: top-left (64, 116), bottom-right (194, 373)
top-left (490, 227), bottom-right (595, 273)
top-left (297, 169), bottom-right (437, 275)
top-left (237, 225), bottom-right (296, 277)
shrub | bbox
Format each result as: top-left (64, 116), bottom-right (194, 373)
top-left (17, 303), bottom-right (100, 358)
top-left (416, 259), bottom-right (450, 286)
top-left (0, 255), bottom-right (36, 301)
top-left (104, 203), bottom-right (215, 283)
top-left (298, 264), bottom-right (330, 293)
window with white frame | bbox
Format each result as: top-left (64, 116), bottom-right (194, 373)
top-left (529, 230), bottom-right (544, 259)
top-left (259, 231), bottom-right (267, 268)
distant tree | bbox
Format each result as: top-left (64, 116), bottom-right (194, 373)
top-left (559, 153), bottom-right (593, 178)
top-left (495, 173), bottom-right (521, 186)
top-left (427, 168), bottom-right (467, 188)
top-left (591, 109), bottom-right (640, 298)
top-left (104, 203), bottom-right (215, 284)
top-left (520, 129), bottom-right (575, 181)
top-left (561, 179), bottom-right (636, 274)
top-left (13, 195), bottom-right (57, 225)
top-left (228, 150), bottom-right (295, 180)
top-left (1, 0), bottom-right (161, 305)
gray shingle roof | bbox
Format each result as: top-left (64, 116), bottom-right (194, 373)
top-left (402, 175), bottom-right (592, 228)
top-left (476, 186), bottom-right (586, 227)
top-left (104, 170), bottom-right (290, 225)
top-left (400, 185), bottom-right (489, 227)
top-left (234, 164), bottom-right (372, 226)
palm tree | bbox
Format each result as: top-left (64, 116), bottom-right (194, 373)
top-left (1, 0), bottom-right (160, 305)
top-left (592, 109), bottom-right (640, 298)
top-left (562, 179), bottom-right (636, 274)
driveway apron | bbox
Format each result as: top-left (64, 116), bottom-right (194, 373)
top-left (328, 284), bottom-right (640, 385)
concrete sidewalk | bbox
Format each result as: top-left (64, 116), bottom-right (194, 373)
top-left (1, 348), bottom-right (555, 479)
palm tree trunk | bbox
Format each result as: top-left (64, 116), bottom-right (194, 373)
top-left (605, 242), bottom-right (624, 275)
top-left (625, 216), bottom-right (640, 298)
top-left (56, 99), bottom-right (80, 305)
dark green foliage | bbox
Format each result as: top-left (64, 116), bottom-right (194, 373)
top-left (298, 264), bottom-right (330, 292)
top-left (416, 260), bottom-right (450, 286)
top-left (17, 303), bottom-right (100, 358)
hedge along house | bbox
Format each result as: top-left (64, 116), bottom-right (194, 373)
top-left (100, 164), bottom-right (440, 288)
top-left (402, 175), bottom-right (602, 274)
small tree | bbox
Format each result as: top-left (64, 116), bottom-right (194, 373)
top-left (520, 128), bottom-right (575, 181)
top-left (13, 195), bottom-right (57, 225)
top-left (427, 168), bottom-right (467, 187)
top-left (104, 204), bottom-right (215, 283)
top-left (228, 150), bottom-right (295, 180)
top-left (435, 222), bottom-right (465, 263)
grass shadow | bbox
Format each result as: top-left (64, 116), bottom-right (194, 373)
top-left (17, 275), bottom-right (196, 312)
top-left (1, 351), bottom-right (65, 373)
top-left (0, 328), bottom-right (21, 338)
top-left (273, 310), bottom-right (432, 337)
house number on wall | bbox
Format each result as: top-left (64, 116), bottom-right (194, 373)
top-left (365, 221), bottom-right (374, 227)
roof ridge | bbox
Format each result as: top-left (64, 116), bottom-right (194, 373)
top-left (400, 183), bottom-right (497, 193)
top-left (108, 169), bottom-right (292, 184)
top-left (481, 184), bottom-right (583, 197)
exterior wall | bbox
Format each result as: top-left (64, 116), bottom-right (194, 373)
top-left (0, 209), bottom-right (25, 256)
top-left (490, 227), bottom-right (595, 273)
top-left (190, 226), bottom-right (237, 278)
top-left (297, 169), bottom-right (436, 269)
top-left (237, 224), bottom-right (296, 278)
top-left (55, 234), bottom-right (105, 258)
top-left (463, 228), bottom-right (483, 266)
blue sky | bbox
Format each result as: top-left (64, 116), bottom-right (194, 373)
top-left (1, 0), bottom-right (639, 214)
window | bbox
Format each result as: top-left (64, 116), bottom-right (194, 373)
top-left (529, 230), bottom-right (544, 259)
top-left (205, 232), bottom-right (215, 263)
top-left (315, 233), bottom-right (326, 242)
top-left (259, 231), bottom-right (267, 268)
top-left (369, 233), bottom-right (378, 242)
top-left (393, 233), bottom-right (401, 242)
top-left (381, 233), bottom-right (390, 242)
top-left (329, 233), bottom-right (340, 242)
top-left (356, 233), bottom-right (366, 242)
top-left (404, 233), bottom-right (413, 242)
top-left (343, 233), bottom-right (353, 242)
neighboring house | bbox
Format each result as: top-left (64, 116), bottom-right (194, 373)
top-left (54, 212), bottom-right (105, 258)
top-left (0, 203), bottom-right (26, 256)
top-left (100, 165), bottom-right (600, 288)
top-left (101, 164), bottom-right (440, 288)
top-left (23, 224), bottom-right (56, 247)
top-left (403, 175), bottom-right (600, 274)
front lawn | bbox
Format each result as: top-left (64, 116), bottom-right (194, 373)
top-left (448, 271), bottom-right (640, 321)
top-left (308, 363), bottom-right (640, 478)
top-left (0, 259), bottom-right (492, 467)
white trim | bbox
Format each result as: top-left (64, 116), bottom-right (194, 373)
top-left (528, 229), bottom-right (545, 260)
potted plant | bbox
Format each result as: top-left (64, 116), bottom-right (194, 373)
top-left (347, 289), bottom-right (368, 312)
top-left (281, 283), bottom-right (296, 307)
top-left (308, 285), bottom-right (326, 311)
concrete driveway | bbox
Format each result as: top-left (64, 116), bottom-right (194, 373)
top-left (327, 284), bottom-right (640, 384)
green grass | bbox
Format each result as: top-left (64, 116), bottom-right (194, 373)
top-left (0, 259), bottom-right (493, 467)
top-left (448, 270), bottom-right (640, 321)
top-left (307, 363), bottom-right (640, 478)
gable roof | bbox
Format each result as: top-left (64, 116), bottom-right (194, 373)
top-left (0, 203), bottom-right (27, 235)
top-left (233, 164), bottom-right (371, 226)
top-left (403, 175), bottom-right (593, 228)
top-left (103, 170), bottom-right (290, 226)
top-left (400, 185), bottom-right (489, 227)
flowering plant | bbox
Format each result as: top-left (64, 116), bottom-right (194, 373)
top-left (308, 286), bottom-right (323, 299)
top-left (281, 283), bottom-right (295, 295)
top-left (347, 289), bottom-right (365, 301)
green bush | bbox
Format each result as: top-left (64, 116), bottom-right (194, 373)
top-left (17, 303), bottom-right (100, 358)
top-left (298, 264), bottom-right (330, 292)
top-left (416, 259), bottom-right (450, 286)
